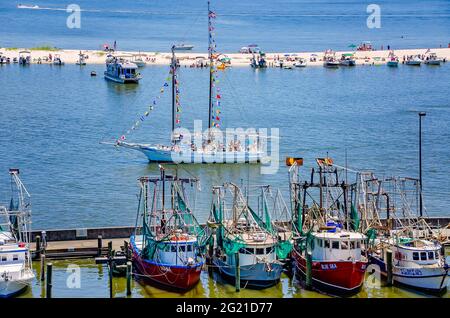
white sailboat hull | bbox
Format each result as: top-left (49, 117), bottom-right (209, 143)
top-left (118, 142), bottom-right (263, 164)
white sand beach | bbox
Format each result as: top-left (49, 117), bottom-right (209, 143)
top-left (1, 47), bottom-right (449, 67)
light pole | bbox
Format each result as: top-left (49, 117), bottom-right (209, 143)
top-left (418, 112), bottom-right (426, 217)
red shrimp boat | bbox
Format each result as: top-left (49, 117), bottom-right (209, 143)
top-left (130, 167), bottom-right (206, 291)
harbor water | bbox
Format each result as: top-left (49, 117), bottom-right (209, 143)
top-left (1, 63), bottom-right (449, 228)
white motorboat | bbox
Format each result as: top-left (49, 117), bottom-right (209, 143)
top-left (424, 53), bottom-right (443, 65)
top-left (131, 53), bottom-right (146, 67)
top-left (76, 53), bottom-right (87, 65)
top-left (323, 50), bottom-right (339, 68)
top-left (0, 169), bottom-right (35, 298)
top-left (52, 54), bottom-right (64, 65)
top-left (18, 51), bottom-right (31, 65)
top-left (294, 58), bottom-right (307, 67)
top-left (405, 55), bottom-right (422, 66)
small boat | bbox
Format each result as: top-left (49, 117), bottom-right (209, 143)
top-left (323, 50), bottom-right (339, 68)
top-left (209, 183), bottom-right (291, 289)
top-left (17, 4), bottom-right (39, 9)
top-left (0, 169), bottom-right (35, 298)
top-left (405, 55), bottom-right (422, 66)
top-left (76, 53), bottom-right (87, 66)
top-left (288, 158), bottom-right (368, 296)
top-left (175, 44), bottom-right (194, 51)
top-left (294, 58), bottom-right (307, 67)
top-left (52, 54), bottom-right (64, 65)
top-left (130, 167), bottom-right (206, 290)
top-left (387, 51), bottom-right (399, 67)
top-left (131, 53), bottom-right (146, 67)
top-left (339, 53), bottom-right (356, 66)
top-left (104, 55), bottom-right (142, 84)
top-left (90, 71), bottom-right (97, 76)
top-left (282, 60), bottom-right (295, 69)
top-left (18, 51), bottom-right (31, 65)
top-left (424, 53), bottom-right (443, 65)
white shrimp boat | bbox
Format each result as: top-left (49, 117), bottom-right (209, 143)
top-left (0, 169), bottom-right (35, 298)
top-left (370, 237), bottom-right (448, 294)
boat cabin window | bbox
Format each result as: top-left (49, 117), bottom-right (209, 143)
top-left (332, 241), bottom-right (339, 249)
top-left (266, 247), bottom-right (273, 254)
top-left (239, 248), bottom-right (254, 255)
top-left (428, 252), bottom-right (434, 260)
top-left (170, 245), bottom-right (177, 252)
top-left (356, 241), bottom-right (361, 249)
top-left (341, 241), bottom-right (349, 250)
top-left (435, 251), bottom-right (439, 259)
top-left (179, 245), bottom-right (186, 252)
top-left (13, 254), bottom-right (18, 261)
top-left (350, 241), bottom-right (356, 249)
top-left (1, 256), bottom-right (6, 262)
top-left (256, 248), bottom-right (265, 255)
top-left (324, 240), bottom-right (330, 248)
top-left (187, 245), bottom-right (193, 252)
top-left (317, 238), bottom-right (322, 247)
top-left (413, 252), bottom-right (419, 260)
top-left (420, 252), bottom-right (427, 260)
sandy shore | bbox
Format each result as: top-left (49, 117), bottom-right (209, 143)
top-left (1, 47), bottom-right (449, 67)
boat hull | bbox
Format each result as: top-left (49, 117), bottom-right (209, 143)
top-left (387, 61), bottom-right (399, 67)
top-left (104, 73), bottom-right (140, 84)
top-left (405, 61), bottom-right (421, 66)
top-left (424, 60), bottom-right (441, 65)
top-left (369, 255), bottom-right (449, 294)
top-left (130, 240), bottom-right (202, 291)
top-left (292, 250), bottom-right (367, 296)
top-left (213, 257), bottom-right (283, 289)
top-left (324, 62), bottom-right (339, 68)
top-left (0, 278), bottom-right (32, 298)
top-left (121, 143), bottom-right (263, 164)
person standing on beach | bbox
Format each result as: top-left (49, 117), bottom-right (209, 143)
top-left (113, 40), bottom-right (117, 51)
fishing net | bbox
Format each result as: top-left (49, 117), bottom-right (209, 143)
top-left (222, 236), bottom-right (246, 255)
top-left (350, 204), bottom-right (360, 231)
top-left (275, 240), bottom-right (293, 259)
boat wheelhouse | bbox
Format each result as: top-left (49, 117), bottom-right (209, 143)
top-left (104, 55), bottom-right (142, 83)
top-left (130, 167), bottom-right (206, 291)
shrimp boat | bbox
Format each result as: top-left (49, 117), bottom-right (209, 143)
top-left (359, 176), bottom-right (449, 294)
top-left (116, 2), bottom-right (266, 164)
top-left (288, 157), bottom-right (368, 296)
top-left (104, 55), bottom-right (142, 83)
top-left (0, 169), bottom-right (35, 298)
top-left (130, 166), bottom-right (207, 290)
top-left (208, 183), bottom-right (292, 289)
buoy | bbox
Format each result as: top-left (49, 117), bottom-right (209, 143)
top-left (90, 71), bottom-right (97, 76)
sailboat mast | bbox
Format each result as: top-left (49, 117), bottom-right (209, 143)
top-left (171, 45), bottom-right (176, 134)
top-left (207, 1), bottom-right (213, 130)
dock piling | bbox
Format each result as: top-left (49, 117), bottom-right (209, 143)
top-left (97, 235), bottom-right (102, 257)
top-left (46, 263), bottom-right (53, 298)
top-left (235, 252), bottom-right (240, 292)
top-left (386, 249), bottom-right (393, 286)
top-left (305, 251), bottom-right (313, 289)
top-left (35, 235), bottom-right (41, 259)
top-left (40, 254), bottom-right (46, 281)
top-left (126, 261), bottom-right (132, 296)
top-left (108, 241), bottom-right (113, 298)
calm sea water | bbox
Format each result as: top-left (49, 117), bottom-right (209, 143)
top-left (0, 63), bottom-right (449, 228)
top-left (0, 0), bottom-right (449, 52)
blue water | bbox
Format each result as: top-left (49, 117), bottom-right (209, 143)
top-left (0, 0), bottom-right (449, 52)
top-left (0, 62), bottom-right (449, 229)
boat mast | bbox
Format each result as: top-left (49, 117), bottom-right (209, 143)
top-left (207, 0), bottom-right (213, 130)
top-left (171, 45), bottom-right (176, 135)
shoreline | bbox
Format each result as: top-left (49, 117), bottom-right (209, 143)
top-left (1, 47), bottom-right (449, 67)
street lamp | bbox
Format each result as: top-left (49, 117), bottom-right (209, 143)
top-left (418, 112), bottom-right (426, 217)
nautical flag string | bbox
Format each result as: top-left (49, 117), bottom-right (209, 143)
top-left (208, 8), bottom-right (223, 129)
top-left (117, 70), bottom-right (172, 142)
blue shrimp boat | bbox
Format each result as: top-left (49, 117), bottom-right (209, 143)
top-left (208, 183), bottom-right (292, 289)
top-left (104, 55), bottom-right (142, 83)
